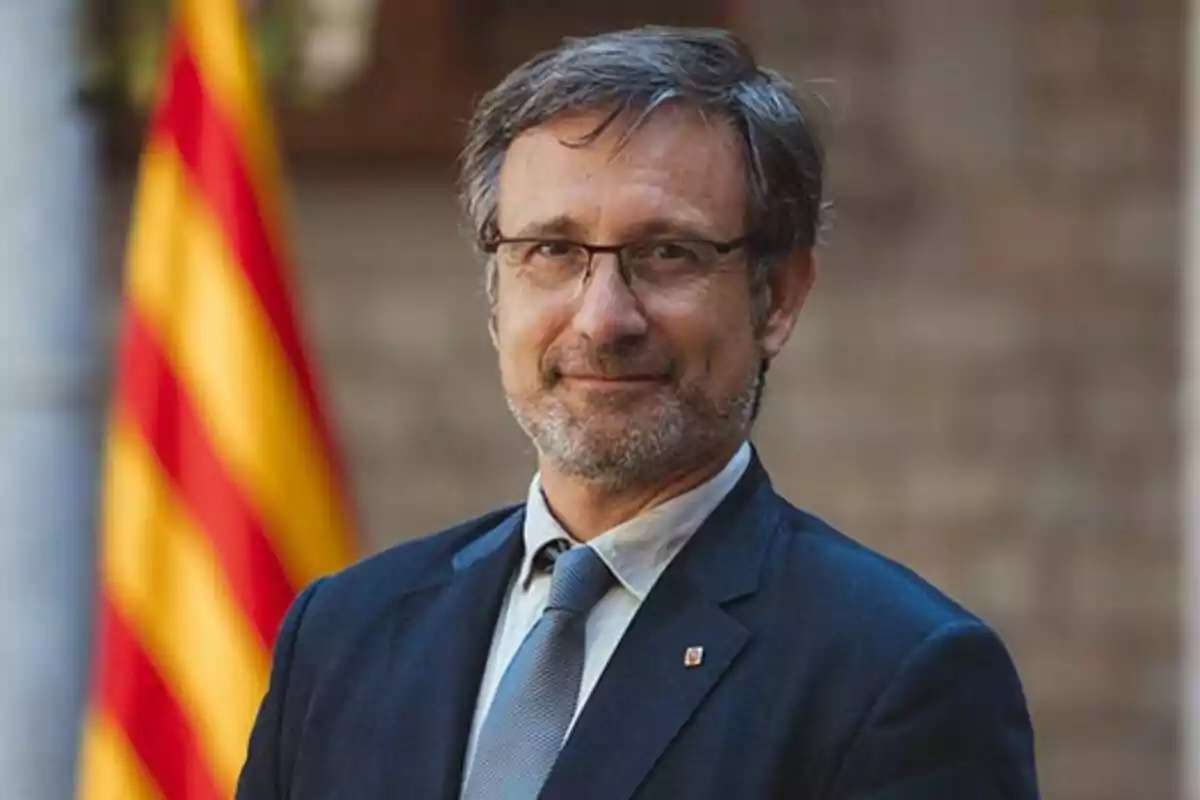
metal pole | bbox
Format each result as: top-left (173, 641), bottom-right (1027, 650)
top-left (1184, 0), bottom-right (1199, 795)
top-left (0, 3), bottom-right (98, 798)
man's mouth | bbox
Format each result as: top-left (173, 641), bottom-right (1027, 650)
top-left (560, 373), bottom-right (665, 383)
top-left (556, 371), bottom-right (671, 390)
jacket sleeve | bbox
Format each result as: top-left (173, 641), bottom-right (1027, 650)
top-left (824, 619), bottom-right (1040, 799)
top-left (236, 579), bottom-right (324, 800)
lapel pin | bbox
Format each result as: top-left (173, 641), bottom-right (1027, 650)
top-left (684, 646), bottom-right (704, 668)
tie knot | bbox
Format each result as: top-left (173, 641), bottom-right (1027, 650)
top-left (545, 545), bottom-right (614, 616)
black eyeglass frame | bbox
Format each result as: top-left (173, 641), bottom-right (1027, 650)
top-left (482, 235), bottom-right (749, 260)
top-left (481, 235), bottom-right (751, 286)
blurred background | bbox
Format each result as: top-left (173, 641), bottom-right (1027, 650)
top-left (1, 1), bottom-right (1183, 798)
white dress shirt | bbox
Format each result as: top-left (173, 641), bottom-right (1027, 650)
top-left (460, 442), bottom-right (751, 783)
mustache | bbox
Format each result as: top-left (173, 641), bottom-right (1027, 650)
top-left (542, 338), bottom-right (679, 384)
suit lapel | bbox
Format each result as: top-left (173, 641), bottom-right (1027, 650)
top-left (540, 576), bottom-right (749, 800)
top-left (381, 510), bottom-right (525, 800)
top-left (540, 456), bottom-right (782, 800)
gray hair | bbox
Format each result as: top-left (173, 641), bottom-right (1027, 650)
top-left (459, 26), bottom-right (825, 321)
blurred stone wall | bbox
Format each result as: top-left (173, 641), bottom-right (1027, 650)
top-left (743, 3), bottom-right (1182, 797)
top-left (98, 2), bottom-right (1182, 798)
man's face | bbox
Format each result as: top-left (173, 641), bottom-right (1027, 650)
top-left (492, 106), bottom-right (808, 488)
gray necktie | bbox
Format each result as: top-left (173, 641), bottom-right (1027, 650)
top-left (463, 544), bottom-right (615, 800)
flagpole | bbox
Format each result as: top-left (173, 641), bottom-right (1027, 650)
top-left (1186, 0), bottom-right (1200, 792)
top-left (0, 1), bottom-right (99, 798)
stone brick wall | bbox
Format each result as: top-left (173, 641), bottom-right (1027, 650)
top-left (741, 3), bottom-right (1182, 797)
top-left (98, 2), bottom-right (1182, 797)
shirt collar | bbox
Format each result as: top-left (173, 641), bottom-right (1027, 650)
top-left (519, 442), bottom-right (752, 600)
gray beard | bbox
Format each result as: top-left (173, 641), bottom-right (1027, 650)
top-left (506, 370), bottom-right (759, 493)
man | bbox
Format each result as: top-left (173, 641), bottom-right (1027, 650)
top-left (238, 26), bottom-right (1039, 799)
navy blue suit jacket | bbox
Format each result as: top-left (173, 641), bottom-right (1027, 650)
top-left (237, 455), bottom-right (1039, 798)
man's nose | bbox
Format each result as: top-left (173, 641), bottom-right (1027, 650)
top-left (570, 255), bottom-right (649, 344)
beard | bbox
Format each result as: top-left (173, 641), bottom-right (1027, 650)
top-left (505, 335), bottom-right (759, 492)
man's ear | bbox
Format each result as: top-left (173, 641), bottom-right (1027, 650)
top-left (758, 249), bottom-right (816, 359)
top-left (486, 258), bottom-right (501, 349)
top-left (488, 310), bottom-right (499, 349)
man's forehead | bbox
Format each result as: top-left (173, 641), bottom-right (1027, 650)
top-left (497, 106), bottom-right (746, 233)
top-left (505, 105), bottom-right (740, 170)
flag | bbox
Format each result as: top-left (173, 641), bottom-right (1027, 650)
top-left (77, 1), bottom-right (356, 797)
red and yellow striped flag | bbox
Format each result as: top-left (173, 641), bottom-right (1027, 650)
top-left (78, 2), bottom-right (355, 797)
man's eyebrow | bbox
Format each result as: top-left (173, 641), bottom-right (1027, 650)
top-left (622, 218), bottom-right (723, 241)
top-left (508, 216), bottom-right (587, 239)
top-left (508, 216), bottom-right (725, 242)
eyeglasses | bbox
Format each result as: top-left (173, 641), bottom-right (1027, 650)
top-left (483, 235), bottom-right (749, 292)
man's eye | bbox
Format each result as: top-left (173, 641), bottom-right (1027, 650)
top-left (656, 243), bottom-right (693, 260)
top-left (529, 241), bottom-right (576, 260)
top-left (638, 242), bottom-right (703, 263)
